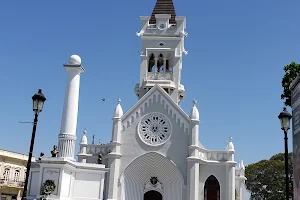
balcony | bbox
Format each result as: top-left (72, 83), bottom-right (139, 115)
top-left (146, 72), bottom-right (173, 81)
top-left (198, 149), bottom-right (234, 163)
top-left (0, 178), bottom-right (25, 188)
top-left (143, 72), bottom-right (175, 89)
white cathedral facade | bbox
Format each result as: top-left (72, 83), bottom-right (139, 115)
top-left (27, 0), bottom-right (246, 200)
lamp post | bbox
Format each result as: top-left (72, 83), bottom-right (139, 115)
top-left (278, 107), bottom-right (292, 200)
top-left (22, 89), bottom-right (46, 200)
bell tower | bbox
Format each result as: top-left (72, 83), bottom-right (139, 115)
top-left (135, 0), bottom-right (188, 104)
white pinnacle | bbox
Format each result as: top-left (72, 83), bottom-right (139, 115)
top-left (190, 99), bottom-right (199, 121)
top-left (113, 98), bottom-right (123, 118)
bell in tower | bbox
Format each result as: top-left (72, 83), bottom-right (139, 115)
top-left (134, 0), bottom-right (188, 105)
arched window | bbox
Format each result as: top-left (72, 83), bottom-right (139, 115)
top-left (14, 170), bottom-right (20, 183)
top-left (157, 54), bottom-right (164, 72)
top-left (3, 168), bottom-right (10, 181)
top-left (204, 175), bottom-right (220, 200)
top-left (148, 54), bottom-right (155, 72)
top-left (166, 54), bottom-right (173, 72)
top-left (24, 171), bottom-right (27, 181)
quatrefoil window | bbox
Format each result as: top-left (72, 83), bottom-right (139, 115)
top-left (138, 113), bottom-right (172, 146)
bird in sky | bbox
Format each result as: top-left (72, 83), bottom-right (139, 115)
top-left (101, 98), bottom-right (105, 102)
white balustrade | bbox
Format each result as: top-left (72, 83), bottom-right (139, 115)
top-left (86, 144), bottom-right (113, 156)
top-left (198, 149), bottom-right (232, 162)
top-left (146, 72), bottom-right (173, 81)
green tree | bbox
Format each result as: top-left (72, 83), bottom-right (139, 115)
top-left (245, 153), bottom-right (293, 200)
top-left (281, 62), bottom-right (300, 107)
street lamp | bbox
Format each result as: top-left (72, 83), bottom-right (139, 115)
top-left (22, 89), bottom-right (46, 200)
top-left (278, 107), bottom-right (292, 200)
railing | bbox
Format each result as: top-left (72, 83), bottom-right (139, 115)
top-left (198, 149), bottom-right (232, 162)
top-left (146, 72), bottom-right (173, 81)
top-left (0, 178), bottom-right (25, 187)
top-left (86, 144), bottom-right (113, 156)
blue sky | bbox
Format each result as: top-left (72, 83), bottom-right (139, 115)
top-left (0, 0), bottom-right (299, 184)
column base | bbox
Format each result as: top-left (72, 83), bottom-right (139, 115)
top-left (58, 133), bottom-right (76, 158)
top-left (27, 158), bottom-right (108, 200)
top-left (57, 157), bottom-right (76, 162)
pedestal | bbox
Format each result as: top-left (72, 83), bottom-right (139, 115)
top-left (27, 157), bottom-right (108, 200)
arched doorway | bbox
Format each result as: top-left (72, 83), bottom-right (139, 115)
top-left (144, 190), bottom-right (162, 200)
top-left (123, 152), bottom-right (183, 200)
top-left (204, 175), bottom-right (220, 200)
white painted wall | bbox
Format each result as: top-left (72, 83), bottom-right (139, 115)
top-left (28, 171), bottom-right (40, 197)
top-left (73, 173), bottom-right (102, 199)
top-left (26, 158), bottom-right (107, 200)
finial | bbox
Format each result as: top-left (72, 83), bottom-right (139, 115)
top-left (189, 99), bottom-right (200, 120)
top-left (92, 134), bottom-right (95, 145)
top-left (283, 107), bottom-right (287, 111)
top-left (113, 98), bottom-right (123, 118)
top-left (193, 99), bottom-right (197, 106)
top-left (240, 159), bottom-right (245, 169)
top-left (83, 128), bottom-right (87, 135)
top-left (69, 55), bottom-right (81, 65)
top-left (225, 136), bottom-right (234, 151)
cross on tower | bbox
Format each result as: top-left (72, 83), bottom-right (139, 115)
top-left (193, 99), bottom-right (197, 106)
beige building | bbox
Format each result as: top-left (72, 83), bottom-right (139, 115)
top-left (0, 149), bottom-right (35, 200)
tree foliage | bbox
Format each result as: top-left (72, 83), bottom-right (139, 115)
top-left (281, 62), bottom-right (300, 107)
top-left (245, 153), bottom-right (293, 200)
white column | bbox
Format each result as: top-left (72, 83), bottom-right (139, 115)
top-left (163, 58), bottom-right (167, 72)
top-left (154, 58), bottom-right (158, 72)
top-left (225, 138), bottom-right (235, 200)
top-left (99, 176), bottom-right (105, 200)
top-left (187, 160), bottom-right (199, 200)
top-left (107, 99), bottom-right (123, 200)
top-left (227, 164), bottom-right (236, 200)
top-left (239, 180), bottom-right (246, 200)
top-left (187, 100), bottom-right (200, 200)
top-left (58, 55), bottom-right (85, 160)
top-left (187, 121), bottom-right (200, 200)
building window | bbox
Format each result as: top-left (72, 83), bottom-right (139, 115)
top-left (148, 54), bottom-right (156, 72)
top-left (3, 168), bottom-right (10, 181)
top-left (14, 170), bottom-right (20, 182)
top-left (163, 88), bottom-right (169, 94)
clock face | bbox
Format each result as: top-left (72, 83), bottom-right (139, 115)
top-left (138, 112), bottom-right (172, 146)
top-left (157, 22), bottom-right (167, 30)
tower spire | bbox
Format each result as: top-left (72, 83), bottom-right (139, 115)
top-left (149, 0), bottom-right (177, 24)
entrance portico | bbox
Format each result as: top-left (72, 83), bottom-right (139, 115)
top-left (120, 152), bottom-right (184, 200)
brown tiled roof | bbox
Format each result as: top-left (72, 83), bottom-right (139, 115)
top-left (149, 0), bottom-right (177, 25)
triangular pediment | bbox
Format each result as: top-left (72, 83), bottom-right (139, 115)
top-left (121, 85), bottom-right (190, 133)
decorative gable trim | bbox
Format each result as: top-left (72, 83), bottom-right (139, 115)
top-left (121, 85), bottom-right (190, 133)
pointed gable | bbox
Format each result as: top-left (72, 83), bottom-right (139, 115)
top-left (149, 0), bottom-right (177, 25)
top-left (121, 85), bottom-right (190, 133)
